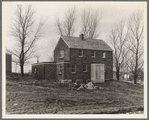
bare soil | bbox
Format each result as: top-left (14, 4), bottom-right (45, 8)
top-left (6, 74), bottom-right (144, 114)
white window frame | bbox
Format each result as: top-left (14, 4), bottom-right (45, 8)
top-left (102, 52), bottom-right (106, 58)
top-left (83, 64), bottom-right (87, 72)
top-left (104, 65), bottom-right (106, 72)
top-left (34, 68), bottom-right (36, 73)
top-left (59, 64), bottom-right (62, 74)
top-left (60, 50), bottom-right (64, 58)
top-left (71, 64), bottom-right (76, 74)
top-left (78, 50), bottom-right (83, 57)
top-left (91, 51), bottom-right (95, 58)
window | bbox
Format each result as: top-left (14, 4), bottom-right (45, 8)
top-left (83, 64), bottom-right (87, 72)
top-left (78, 50), bottom-right (83, 57)
top-left (71, 64), bottom-right (76, 74)
top-left (67, 64), bottom-right (70, 68)
top-left (91, 51), bottom-right (95, 58)
top-left (60, 50), bottom-right (64, 58)
top-left (34, 68), bottom-right (36, 73)
top-left (102, 52), bottom-right (106, 58)
top-left (59, 64), bottom-right (62, 74)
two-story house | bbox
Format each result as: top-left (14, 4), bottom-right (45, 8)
top-left (54, 34), bottom-right (113, 83)
top-left (32, 34), bottom-right (113, 83)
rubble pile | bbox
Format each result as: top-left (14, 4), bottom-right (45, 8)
top-left (74, 82), bottom-right (99, 90)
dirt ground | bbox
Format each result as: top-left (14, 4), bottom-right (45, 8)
top-left (6, 74), bottom-right (144, 114)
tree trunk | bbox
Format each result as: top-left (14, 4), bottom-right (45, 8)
top-left (20, 65), bottom-right (24, 77)
top-left (20, 53), bottom-right (24, 77)
top-left (20, 64), bottom-right (24, 77)
top-left (134, 75), bottom-right (137, 84)
top-left (116, 67), bottom-right (120, 81)
top-left (134, 61), bottom-right (138, 84)
top-left (134, 44), bottom-right (139, 84)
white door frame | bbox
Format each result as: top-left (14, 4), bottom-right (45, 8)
top-left (91, 64), bottom-right (105, 83)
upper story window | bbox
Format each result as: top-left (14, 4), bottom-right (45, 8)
top-left (78, 50), bottom-right (83, 57)
top-left (83, 64), bottom-right (87, 72)
top-left (67, 64), bottom-right (70, 68)
top-left (102, 52), bottom-right (106, 58)
top-left (60, 50), bottom-right (64, 58)
top-left (91, 51), bottom-right (95, 58)
top-left (71, 64), bottom-right (76, 74)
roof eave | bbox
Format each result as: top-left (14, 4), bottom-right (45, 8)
top-left (61, 36), bottom-right (70, 48)
top-left (69, 47), bottom-right (113, 51)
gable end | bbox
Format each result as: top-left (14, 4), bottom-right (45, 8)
top-left (54, 37), bottom-right (70, 62)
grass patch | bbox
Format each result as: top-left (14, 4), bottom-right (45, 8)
top-left (6, 74), bottom-right (144, 114)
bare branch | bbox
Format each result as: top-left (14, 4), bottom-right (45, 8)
top-left (109, 20), bottom-right (129, 80)
top-left (6, 48), bottom-right (20, 58)
top-left (127, 9), bottom-right (144, 83)
top-left (47, 54), bottom-right (54, 62)
top-left (81, 8), bottom-right (102, 39)
top-left (55, 6), bottom-right (77, 37)
top-left (9, 5), bottom-right (45, 76)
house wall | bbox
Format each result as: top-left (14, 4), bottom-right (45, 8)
top-left (56, 63), bottom-right (64, 81)
top-left (32, 64), bottom-right (45, 80)
top-left (64, 62), bottom-right (90, 81)
top-left (32, 63), bottom-right (56, 80)
top-left (54, 37), bottom-right (70, 62)
top-left (6, 54), bottom-right (12, 73)
top-left (53, 38), bottom-right (113, 81)
top-left (64, 63), bottom-right (72, 80)
top-left (45, 64), bottom-right (56, 80)
top-left (64, 48), bottom-right (113, 81)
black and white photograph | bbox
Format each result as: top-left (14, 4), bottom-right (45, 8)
top-left (2, 1), bottom-right (147, 118)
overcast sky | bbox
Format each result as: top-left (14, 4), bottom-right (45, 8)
top-left (3, 1), bottom-right (146, 73)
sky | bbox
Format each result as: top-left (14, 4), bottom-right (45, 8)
top-left (2, 1), bottom-right (147, 73)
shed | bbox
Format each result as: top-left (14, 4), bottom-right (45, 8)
top-left (32, 62), bottom-right (56, 80)
top-left (6, 53), bottom-right (12, 73)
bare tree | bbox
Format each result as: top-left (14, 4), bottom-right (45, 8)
top-left (109, 21), bottom-right (129, 81)
top-left (47, 54), bottom-right (54, 62)
top-left (55, 7), bottom-right (77, 37)
top-left (46, 38), bottom-right (56, 62)
top-left (81, 8), bottom-right (102, 39)
top-left (7, 5), bottom-right (45, 77)
top-left (127, 9), bottom-right (144, 84)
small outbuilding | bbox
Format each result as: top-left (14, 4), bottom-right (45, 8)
top-left (32, 62), bottom-right (56, 80)
top-left (6, 53), bottom-right (12, 73)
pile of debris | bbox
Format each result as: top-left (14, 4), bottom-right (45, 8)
top-left (72, 81), bottom-right (108, 90)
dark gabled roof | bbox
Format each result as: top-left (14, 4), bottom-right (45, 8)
top-left (61, 36), bottom-right (113, 51)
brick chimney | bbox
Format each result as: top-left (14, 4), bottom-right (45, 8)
top-left (79, 34), bottom-right (84, 40)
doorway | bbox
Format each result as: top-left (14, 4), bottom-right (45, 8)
top-left (91, 64), bottom-right (105, 83)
